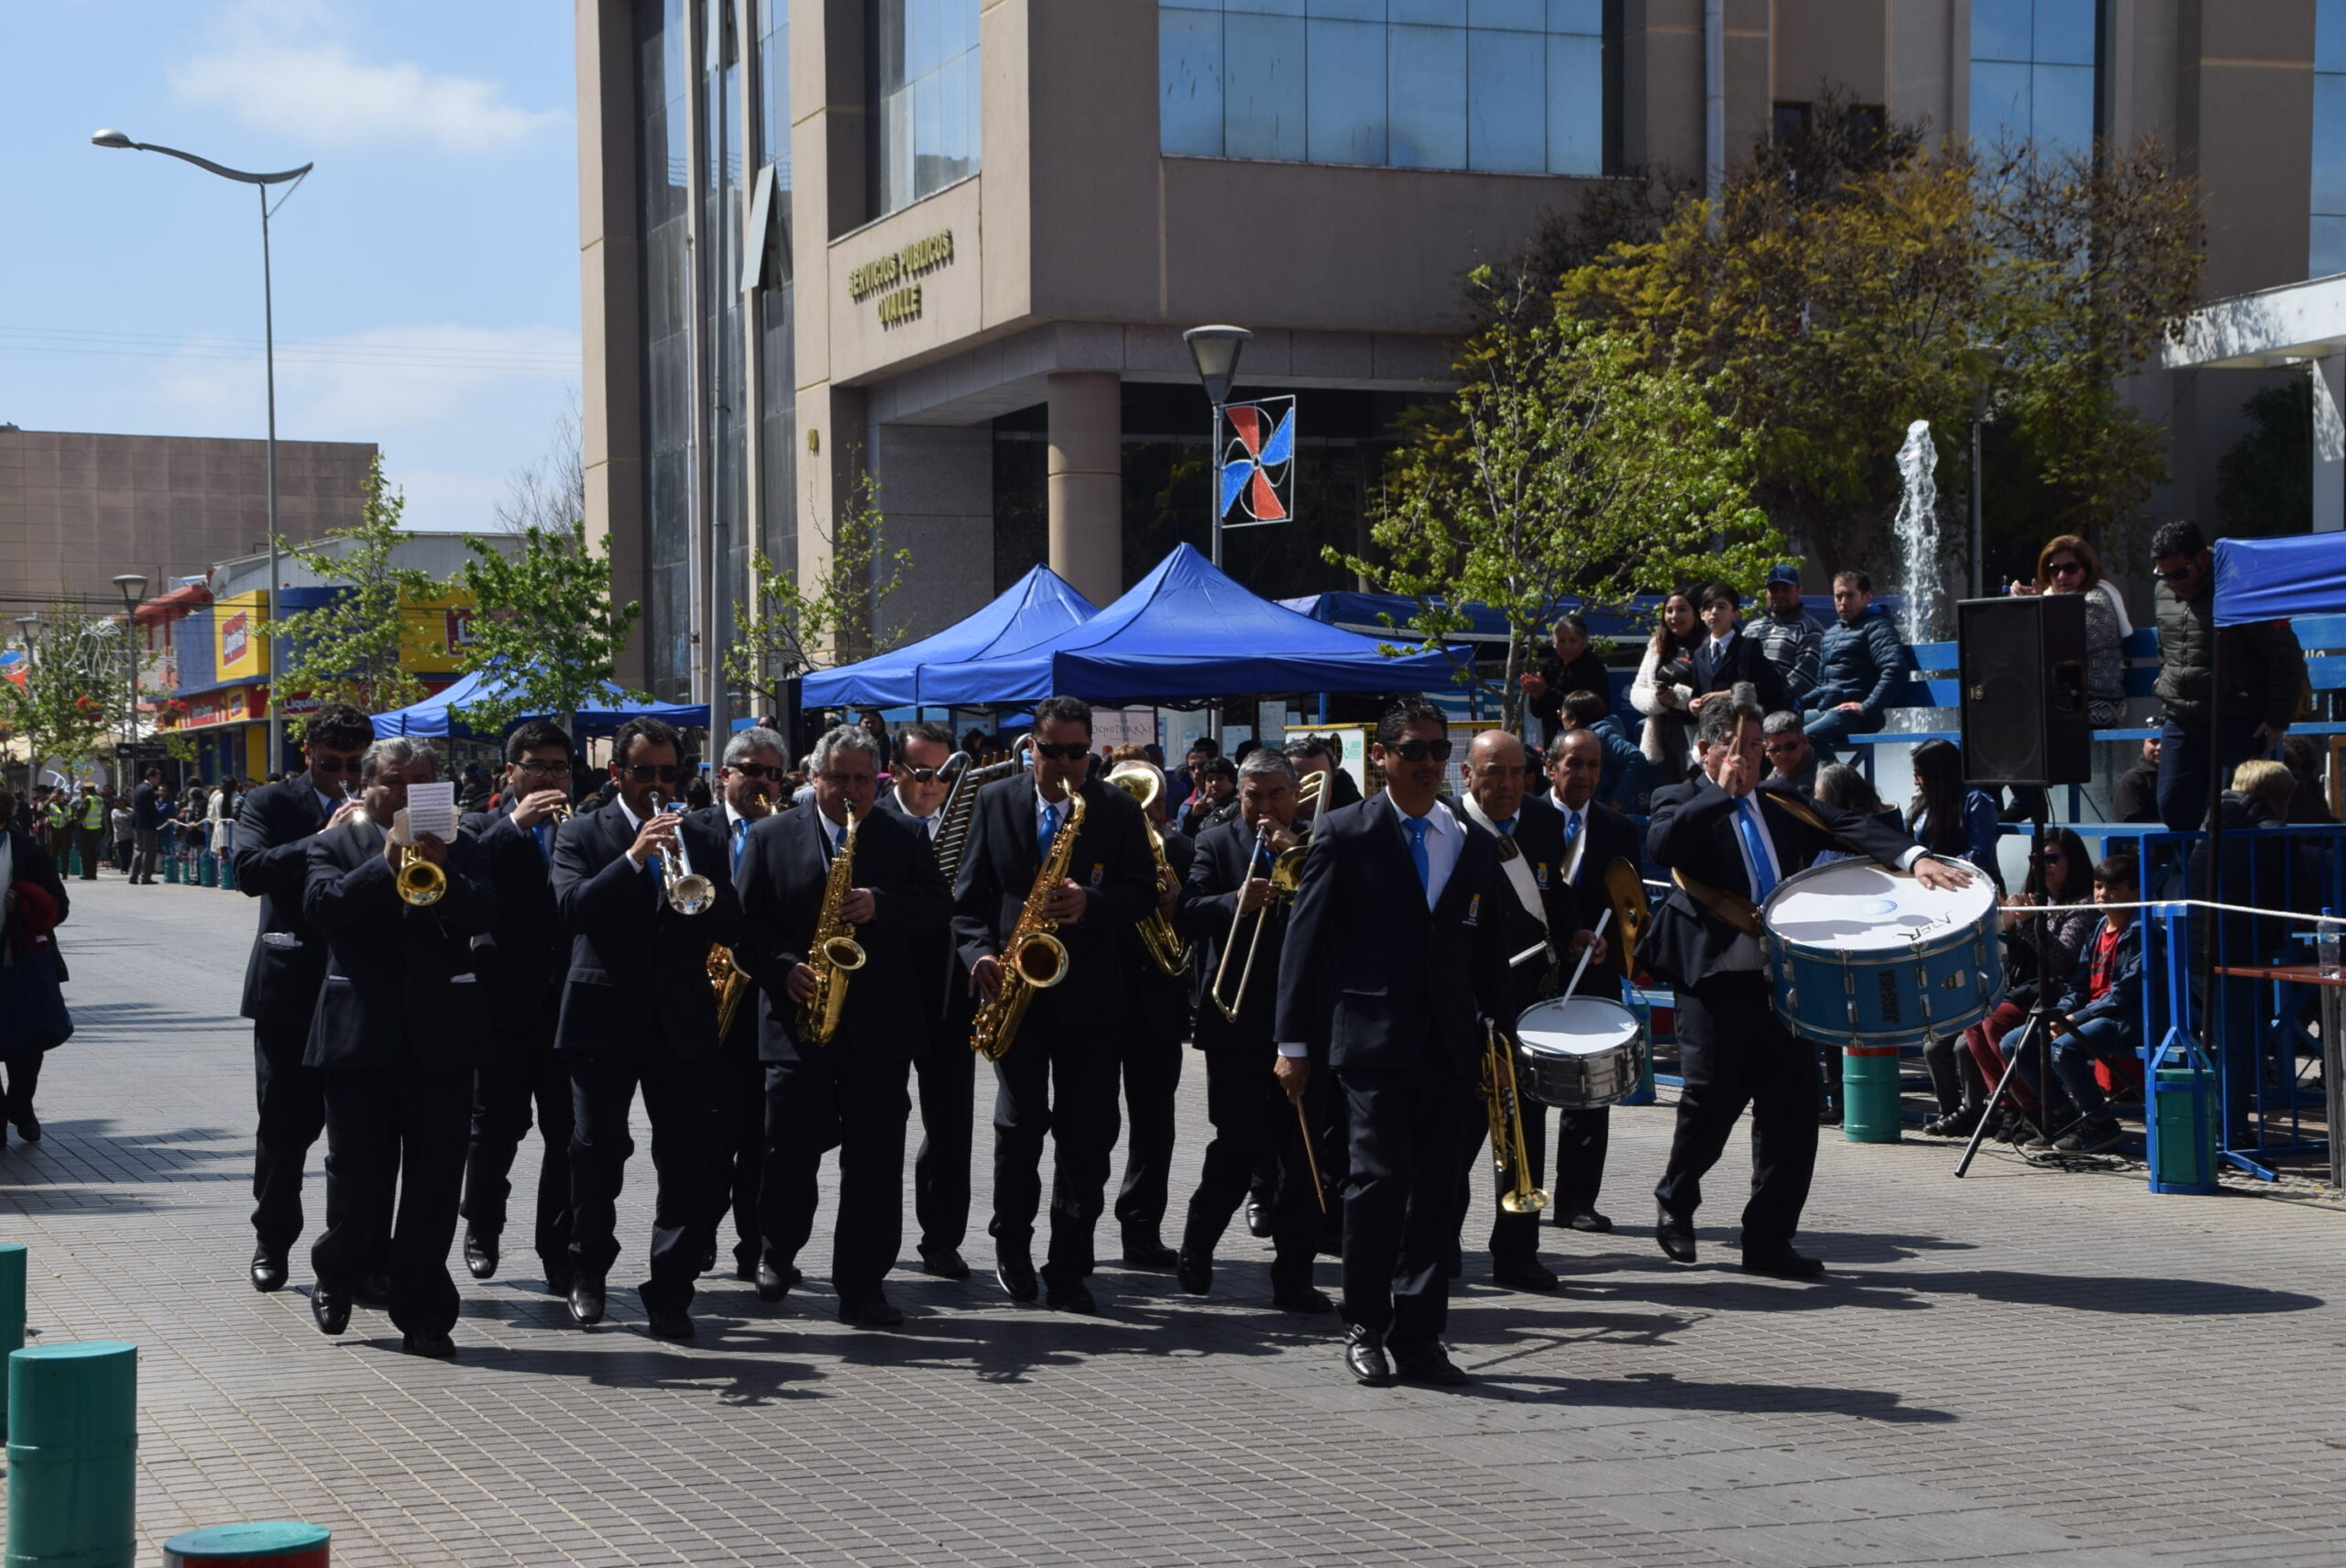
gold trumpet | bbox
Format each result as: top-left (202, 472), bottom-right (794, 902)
top-left (1483, 1024), bottom-right (1549, 1215)
top-left (1206, 768), bottom-right (1324, 1022)
top-left (1104, 761), bottom-right (1190, 977)
top-left (389, 809), bottom-right (446, 907)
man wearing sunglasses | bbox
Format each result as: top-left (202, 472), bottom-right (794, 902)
top-left (231, 702), bottom-right (377, 1297)
top-left (951, 696), bottom-right (1157, 1314)
top-left (550, 716), bottom-right (745, 1341)
top-left (2149, 520), bottom-right (2306, 832)
top-left (456, 721), bottom-right (581, 1296)
top-left (1275, 697), bottom-right (1508, 1388)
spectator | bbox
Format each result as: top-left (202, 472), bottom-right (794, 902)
top-left (1168, 736), bottom-right (1219, 813)
top-left (1688, 582), bottom-right (1788, 718)
top-left (2012, 534), bottom-right (2126, 725)
top-left (2010, 532), bottom-right (2133, 636)
top-left (108, 793), bottom-right (133, 874)
top-left (1809, 764), bottom-right (1905, 865)
top-left (2151, 520), bottom-right (2306, 832)
top-left (1315, 731), bottom-right (1363, 807)
top-left (1801, 570), bottom-right (1910, 762)
top-left (1952, 827), bottom-right (2099, 1138)
top-left (1906, 739), bottom-right (2002, 888)
top-left (1280, 734), bottom-right (1362, 812)
top-left (2113, 735), bottom-right (2162, 825)
top-left (1760, 711), bottom-right (1818, 795)
top-left (1520, 612), bottom-right (1608, 748)
top-left (1557, 689), bottom-right (1651, 812)
top-left (0, 785), bottom-right (72, 1141)
top-left (2281, 733), bottom-right (2337, 825)
top-left (1751, 564), bottom-right (1825, 701)
top-left (2039, 853), bottom-right (2147, 1154)
top-left (72, 784), bottom-right (105, 881)
top-left (1178, 756), bottom-right (1237, 836)
top-left (1630, 589), bottom-right (1702, 784)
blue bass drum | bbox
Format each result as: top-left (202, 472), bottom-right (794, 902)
top-left (1761, 859), bottom-right (2002, 1049)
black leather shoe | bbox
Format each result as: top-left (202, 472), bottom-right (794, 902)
top-left (1244, 1200), bottom-right (1272, 1239)
top-left (1044, 1279), bottom-right (1099, 1315)
top-left (996, 1252), bottom-right (1039, 1303)
top-left (732, 1252), bottom-right (760, 1283)
top-left (249, 1245), bottom-right (289, 1294)
top-left (1175, 1250), bottom-right (1213, 1296)
top-left (1740, 1245), bottom-right (1826, 1280)
top-left (354, 1273), bottom-right (393, 1310)
top-left (1491, 1256), bottom-right (1559, 1293)
top-left (696, 1244), bottom-right (718, 1275)
top-left (839, 1297), bottom-right (905, 1328)
top-left (1561, 1210), bottom-right (1613, 1234)
top-left (15, 1115), bottom-right (39, 1145)
top-left (754, 1260), bottom-right (794, 1303)
top-left (1120, 1229), bottom-right (1178, 1270)
top-left (400, 1330), bottom-right (456, 1359)
top-left (917, 1245), bottom-right (970, 1281)
top-left (1343, 1324), bottom-right (1391, 1387)
top-left (464, 1226), bottom-right (499, 1281)
top-left (311, 1288), bottom-right (350, 1336)
top-left (543, 1258), bottom-right (576, 1298)
top-left (1392, 1343), bottom-right (1472, 1387)
top-left (644, 1302), bottom-right (696, 1341)
top-left (1273, 1285), bottom-right (1333, 1315)
top-left (1656, 1207), bottom-right (1697, 1264)
top-left (567, 1277), bottom-right (606, 1327)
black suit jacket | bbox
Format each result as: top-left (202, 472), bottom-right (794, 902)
top-left (1639, 777), bottom-right (1918, 990)
top-left (131, 782), bottom-right (162, 832)
top-left (1554, 797), bottom-right (1641, 994)
top-left (460, 801), bottom-right (570, 1044)
top-left (301, 821), bottom-right (496, 1073)
top-left (950, 774), bottom-right (1156, 1017)
top-left (1178, 817), bottom-right (1288, 1056)
top-left (234, 775), bottom-right (336, 1026)
top-left (872, 789), bottom-right (961, 1024)
top-left (736, 800), bottom-right (950, 1064)
top-left (1273, 795), bottom-right (1507, 1080)
top-left (1463, 794), bottom-right (1592, 1020)
top-left (1120, 824), bottom-right (1194, 1047)
top-left (687, 801), bottom-right (769, 1055)
top-left (549, 799), bottom-right (746, 1063)
top-left (1693, 630), bottom-right (1789, 714)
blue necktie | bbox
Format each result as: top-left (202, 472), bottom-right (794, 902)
top-left (1495, 816), bottom-right (1517, 837)
top-left (1564, 811), bottom-right (1582, 845)
top-left (1037, 804), bottom-right (1059, 864)
top-left (1736, 797), bottom-right (1776, 900)
top-left (535, 821), bottom-right (553, 863)
top-left (730, 817), bottom-right (747, 872)
top-left (1404, 817), bottom-right (1431, 893)
top-left (833, 825), bottom-right (848, 855)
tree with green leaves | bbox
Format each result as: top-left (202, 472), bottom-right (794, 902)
top-left (1329, 267), bottom-right (1780, 734)
top-left (1, 599), bottom-right (126, 784)
top-left (454, 524), bottom-right (643, 736)
top-left (726, 469), bottom-right (911, 718)
top-left (271, 456), bottom-right (439, 731)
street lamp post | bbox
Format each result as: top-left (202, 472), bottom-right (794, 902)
top-left (1183, 326), bottom-right (1253, 748)
top-left (93, 130), bottom-right (311, 776)
top-left (1965, 343), bottom-right (2006, 601)
top-left (113, 575), bottom-right (148, 775)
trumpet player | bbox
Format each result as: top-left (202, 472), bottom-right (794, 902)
top-left (1105, 750), bottom-right (1193, 1272)
top-left (550, 718), bottom-right (743, 1340)
top-left (686, 727), bottom-right (789, 1284)
top-left (951, 696), bottom-right (1155, 1314)
top-left (1173, 749), bottom-right (1329, 1314)
top-left (456, 722), bottom-right (580, 1295)
top-left (735, 725), bottom-right (948, 1325)
top-left (301, 739), bottom-right (497, 1357)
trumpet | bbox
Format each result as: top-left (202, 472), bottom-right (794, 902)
top-left (796, 803), bottom-right (868, 1047)
top-left (1206, 768), bottom-right (1324, 1022)
top-left (649, 794), bottom-right (714, 915)
top-left (1104, 761), bottom-right (1190, 978)
top-left (1483, 1024), bottom-right (1549, 1216)
top-left (969, 790), bottom-right (1081, 1061)
top-left (388, 808), bottom-right (446, 907)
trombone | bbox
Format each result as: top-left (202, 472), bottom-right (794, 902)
top-left (1206, 768), bottom-right (1324, 1022)
top-left (648, 793), bottom-right (714, 915)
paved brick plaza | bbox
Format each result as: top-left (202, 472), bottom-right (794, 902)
top-left (4, 877), bottom-right (2341, 1566)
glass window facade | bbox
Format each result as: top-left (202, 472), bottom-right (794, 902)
top-left (637, 0), bottom-right (694, 700)
top-left (707, 0), bottom-right (748, 683)
top-left (758, 0), bottom-right (797, 582)
top-left (872, 0), bottom-right (982, 218)
top-left (2317, 1), bottom-right (2346, 277)
top-left (1969, 0), bottom-right (2098, 161)
top-left (1159, 0), bottom-right (1605, 176)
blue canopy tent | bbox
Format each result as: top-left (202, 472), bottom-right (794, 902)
top-left (801, 565), bottom-right (1098, 709)
top-left (371, 668), bottom-right (708, 739)
top-left (2213, 534), bottom-right (2346, 625)
top-left (917, 544), bottom-right (1462, 707)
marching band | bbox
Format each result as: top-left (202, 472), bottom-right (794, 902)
top-left (233, 688), bottom-right (1956, 1385)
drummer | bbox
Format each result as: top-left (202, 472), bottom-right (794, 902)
top-left (1643, 696), bottom-right (1969, 1278)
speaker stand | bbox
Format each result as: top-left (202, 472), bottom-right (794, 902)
top-left (1955, 806), bottom-right (2072, 1178)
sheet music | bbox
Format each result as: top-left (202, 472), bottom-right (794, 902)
top-left (402, 781), bottom-right (457, 841)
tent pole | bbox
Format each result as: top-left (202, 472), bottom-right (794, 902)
top-left (2199, 617), bottom-right (2225, 1144)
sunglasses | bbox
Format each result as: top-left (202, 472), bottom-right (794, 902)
top-left (308, 754), bottom-right (356, 774)
top-left (1386, 739), bottom-right (1453, 763)
top-left (726, 762), bottom-right (780, 780)
top-left (623, 763), bottom-right (685, 783)
top-left (1033, 742), bottom-right (1089, 761)
top-left (900, 766), bottom-right (943, 783)
top-left (2155, 566), bottom-right (2193, 583)
top-left (2046, 560), bottom-right (2084, 576)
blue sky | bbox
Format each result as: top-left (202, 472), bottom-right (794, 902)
top-left (2, 0), bottom-right (580, 534)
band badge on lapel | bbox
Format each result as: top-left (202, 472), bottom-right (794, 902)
top-left (1534, 863), bottom-right (1551, 890)
top-left (1089, 861), bottom-right (1105, 888)
top-left (1464, 893), bottom-right (1482, 927)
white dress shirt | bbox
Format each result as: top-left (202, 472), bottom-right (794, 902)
top-left (1277, 792), bottom-right (1465, 1059)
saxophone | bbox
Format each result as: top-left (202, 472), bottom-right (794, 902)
top-left (707, 795), bottom-right (772, 1040)
top-left (969, 790), bottom-right (1082, 1062)
top-left (796, 803), bottom-right (868, 1047)
top-left (1104, 761), bottom-right (1191, 977)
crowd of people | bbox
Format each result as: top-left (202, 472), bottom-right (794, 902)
top-left (8, 771), bottom-right (264, 885)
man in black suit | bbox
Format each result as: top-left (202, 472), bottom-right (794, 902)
top-left (951, 695), bottom-right (1156, 1313)
top-left (1643, 697), bottom-right (1963, 1277)
top-left (1451, 731), bottom-right (1606, 1294)
top-left (457, 720), bottom-right (580, 1293)
top-left (231, 702), bottom-right (376, 1294)
top-left (736, 724), bottom-right (949, 1325)
top-left (1174, 749), bottom-right (1329, 1312)
top-left (1107, 756), bottom-right (1193, 1270)
top-left (1545, 729), bottom-right (1639, 1232)
top-left (302, 738), bottom-right (497, 1357)
top-left (1276, 696), bottom-right (1507, 1387)
top-left (1688, 583), bottom-right (1790, 718)
top-left (129, 767), bottom-right (164, 885)
top-left (685, 724), bottom-right (789, 1283)
top-left (550, 717), bottom-right (745, 1340)
top-left (873, 719), bottom-right (975, 1280)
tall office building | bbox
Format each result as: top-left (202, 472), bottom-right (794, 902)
top-left (577, 0), bottom-right (2336, 717)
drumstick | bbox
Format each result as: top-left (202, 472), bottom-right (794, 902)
top-left (1294, 1098), bottom-right (1328, 1214)
top-left (1561, 909), bottom-right (1614, 1001)
top-left (1507, 939), bottom-right (1552, 970)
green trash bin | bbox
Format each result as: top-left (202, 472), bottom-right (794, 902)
top-left (162, 1521), bottom-right (331, 1566)
top-left (6, 1341), bottom-right (137, 1568)
top-left (1841, 1044), bottom-right (1902, 1144)
top-left (2151, 1064), bottom-right (2220, 1195)
top-left (0, 1244), bottom-right (24, 1442)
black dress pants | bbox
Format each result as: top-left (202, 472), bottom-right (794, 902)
top-left (251, 1019), bottom-right (326, 1252)
top-left (1338, 1058), bottom-right (1469, 1353)
top-left (705, 1035), bottom-right (767, 1268)
top-left (911, 1008), bottom-right (974, 1254)
top-left (989, 1002), bottom-right (1122, 1289)
top-left (760, 1055), bottom-right (912, 1305)
top-left (1653, 971), bottom-right (1817, 1251)
top-left (460, 1029), bottom-right (573, 1269)
top-left (566, 1053), bottom-right (714, 1310)
top-left (1551, 1107), bottom-right (1611, 1217)
top-left (1, 1056), bottom-right (40, 1126)
top-left (1113, 1025), bottom-right (1183, 1234)
top-left (312, 1062), bottom-right (469, 1339)
top-left (1453, 1081), bottom-right (1549, 1265)
top-left (1181, 1047), bottom-right (1321, 1292)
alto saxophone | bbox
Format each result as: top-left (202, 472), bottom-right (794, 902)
top-left (796, 803), bottom-right (868, 1047)
top-left (969, 790), bottom-right (1082, 1062)
top-left (707, 795), bottom-right (771, 1040)
top-left (1103, 761), bottom-right (1190, 978)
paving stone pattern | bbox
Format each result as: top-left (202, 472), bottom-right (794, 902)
top-left (4, 878), bottom-right (2342, 1565)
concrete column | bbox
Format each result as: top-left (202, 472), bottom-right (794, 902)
top-left (1047, 371), bottom-right (1122, 607)
top-left (2316, 353), bottom-right (2345, 533)
top-left (864, 419), bottom-right (995, 643)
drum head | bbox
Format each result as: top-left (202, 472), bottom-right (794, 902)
top-left (1517, 995), bottom-right (1639, 1056)
top-left (1762, 860), bottom-right (1994, 953)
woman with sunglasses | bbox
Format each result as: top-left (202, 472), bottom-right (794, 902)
top-left (1630, 590), bottom-right (1703, 784)
top-left (2008, 534), bottom-right (2126, 726)
top-left (1939, 827), bottom-right (2097, 1139)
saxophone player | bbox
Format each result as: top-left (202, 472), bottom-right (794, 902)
top-left (734, 725), bottom-right (948, 1326)
top-left (951, 696), bottom-right (1156, 1313)
top-left (685, 726), bottom-right (789, 1283)
top-left (1105, 750), bottom-right (1193, 1272)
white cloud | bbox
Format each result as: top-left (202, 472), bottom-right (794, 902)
top-left (170, 0), bottom-right (568, 154)
top-left (149, 323), bottom-right (579, 435)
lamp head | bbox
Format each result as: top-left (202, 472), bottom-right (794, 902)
top-left (91, 129), bottom-right (135, 149)
top-left (1183, 325), bottom-right (1253, 407)
top-left (112, 574), bottom-right (148, 600)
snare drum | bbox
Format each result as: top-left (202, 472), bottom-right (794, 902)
top-left (1761, 859), bottom-right (2002, 1049)
top-left (1515, 995), bottom-right (1646, 1109)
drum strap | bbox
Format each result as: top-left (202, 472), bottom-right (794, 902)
top-left (1672, 869), bottom-right (1764, 939)
top-left (1464, 797), bottom-right (1548, 930)
top-left (1758, 787), bottom-right (1864, 861)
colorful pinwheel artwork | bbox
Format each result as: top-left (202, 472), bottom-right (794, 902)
top-left (1217, 397), bottom-right (1295, 527)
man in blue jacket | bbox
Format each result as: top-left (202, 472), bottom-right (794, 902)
top-left (1800, 570), bottom-right (1911, 761)
top-left (2043, 853), bottom-right (2144, 1154)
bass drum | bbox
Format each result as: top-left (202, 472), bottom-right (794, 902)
top-left (1515, 995), bottom-right (1645, 1109)
top-left (1761, 858), bottom-right (2002, 1050)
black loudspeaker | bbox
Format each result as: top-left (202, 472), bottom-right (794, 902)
top-left (1957, 594), bottom-right (2090, 787)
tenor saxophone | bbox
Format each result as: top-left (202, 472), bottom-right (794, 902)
top-left (969, 790), bottom-right (1082, 1062)
top-left (796, 804), bottom-right (867, 1047)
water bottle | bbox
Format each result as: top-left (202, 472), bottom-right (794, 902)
top-left (2320, 908), bottom-right (2339, 981)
